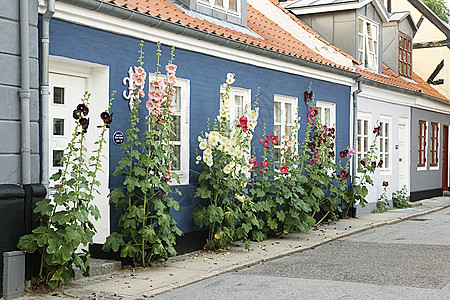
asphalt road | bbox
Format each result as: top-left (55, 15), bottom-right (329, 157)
top-left (154, 207), bottom-right (450, 300)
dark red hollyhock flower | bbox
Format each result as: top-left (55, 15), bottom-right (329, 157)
top-left (382, 181), bottom-right (389, 187)
top-left (308, 141), bottom-right (316, 149)
top-left (77, 104), bottom-right (89, 116)
top-left (101, 112), bottom-right (114, 128)
top-left (330, 128), bottom-right (335, 134)
top-left (378, 160), bottom-right (383, 168)
top-left (371, 161), bottom-right (377, 169)
top-left (340, 170), bottom-right (350, 180)
top-left (73, 109), bottom-right (82, 120)
top-left (304, 91), bottom-right (313, 102)
top-left (79, 117), bottom-right (89, 132)
top-left (314, 109), bottom-right (319, 116)
top-left (330, 143), bottom-right (334, 148)
top-left (360, 160), bottom-right (366, 167)
top-left (329, 151), bottom-right (335, 157)
top-left (339, 150), bottom-right (348, 158)
top-left (373, 126), bottom-right (381, 136)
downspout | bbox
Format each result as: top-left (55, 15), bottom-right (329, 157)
top-left (41, 0), bottom-right (55, 192)
top-left (352, 76), bottom-right (363, 197)
top-left (19, 0), bottom-right (31, 186)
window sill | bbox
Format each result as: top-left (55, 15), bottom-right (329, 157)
top-left (417, 166), bottom-right (427, 171)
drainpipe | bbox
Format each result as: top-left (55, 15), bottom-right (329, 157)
top-left (40, 0), bottom-right (55, 192)
top-left (352, 76), bottom-right (363, 188)
top-left (19, 0), bottom-right (31, 186)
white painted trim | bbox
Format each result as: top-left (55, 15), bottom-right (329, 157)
top-left (39, 1), bottom-right (355, 87)
top-left (49, 56), bottom-right (110, 244)
top-left (398, 117), bottom-right (410, 195)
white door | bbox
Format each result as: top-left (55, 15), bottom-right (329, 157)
top-left (398, 120), bottom-right (408, 189)
top-left (49, 72), bottom-right (110, 244)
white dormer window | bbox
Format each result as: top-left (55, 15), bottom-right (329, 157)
top-left (199, 0), bottom-right (240, 13)
top-left (358, 16), bottom-right (379, 72)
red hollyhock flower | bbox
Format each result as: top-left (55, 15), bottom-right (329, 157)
top-left (360, 160), bottom-right (366, 167)
top-left (382, 181), bottom-right (389, 187)
top-left (339, 150), bottom-right (348, 158)
top-left (371, 161), bottom-right (377, 169)
top-left (378, 160), bottom-right (383, 168)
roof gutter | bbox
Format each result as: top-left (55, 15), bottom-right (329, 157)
top-left (360, 76), bottom-right (450, 107)
top-left (352, 76), bottom-right (362, 187)
top-left (58, 0), bottom-right (360, 80)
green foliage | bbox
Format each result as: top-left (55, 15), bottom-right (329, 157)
top-left (374, 184), bottom-right (390, 213)
top-left (392, 185), bottom-right (409, 209)
top-left (17, 92), bottom-right (113, 288)
top-left (103, 42), bottom-right (182, 266)
top-left (424, 0), bottom-right (450, 23)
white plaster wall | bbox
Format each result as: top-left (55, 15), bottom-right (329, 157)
top-left (356, 87), bottom-right (411, 214)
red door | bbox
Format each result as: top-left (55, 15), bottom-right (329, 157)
top-left (442, 125), bottom-right (448, 191)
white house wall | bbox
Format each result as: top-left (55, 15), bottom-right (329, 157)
top-left (356, 85), bottom-right (411, 214)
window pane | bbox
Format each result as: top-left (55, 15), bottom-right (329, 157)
top-left (274, 102), bottom-right (281, 123)
top-left (274, 125), bottom-right (281, 140)
top-left (385, 123), bottom-right (389, 137)
top-left (229, 0), bottom-right (237, 10)
top-left (364, 137), bottom-right (368, 152)
top-left (385, 154), bottom-right (389, 168)
top-left (285, 103), bottom-right (292, 124)
top-left (357, 137), bottom-right (361, 152)
top-left (170, 116), bottom-right (181, 141)
top-left (357, 119), bottom-right (361, 135)
top-left (325, 108), bottom-right (330, 126)
top-left (274, 148), bottom-right (281, 165)
top-left (286, 125), bottom-right (293, 136)
top-left (359, 19), bottom-right (363, 33)
top-left (385, 139), bottom-right (389, 152)
top-left (53, 87), bottom-right (64, 104)
top-left (364, 120), bottom-right (368, 135)
top-left (235, 95), bottom-right (243, 121)
top-left (172, 86), bottom-right (181, 113)
top-left (379, 138), bottom-right (383, 152)
top-left (215, 0), bottom-right (223, 6)
top-left (172, 145), bottom-right (181, 171)
top-left (53, 150), bottom-right (64, 167)
top-left (53, 118), bottom-right (64, 136)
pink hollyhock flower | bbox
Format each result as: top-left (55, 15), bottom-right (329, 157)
top-left (259, 170), bottom-right (263, 173)
top-left (134, 66), bottom-right (146, 75)
top-left (133, 73), bottom-right (145, 87)
top-left (249, 158), bottom-right (257, 168)
top-left (264, 160), bottom-right (269, 167)
top-left (263, 140), bottom-right (270, 149)
top-left (165, 64), bottom-right (177, 74)
top-left (260, 161), bottom-right (264, 167)
top-left (280, 164), bottom-right (288, 174)
top-left (264, 168), bottom-right (268, 172)
top-left (152, 80), bottom-right (162, 88)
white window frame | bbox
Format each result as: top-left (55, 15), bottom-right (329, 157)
top-left (430, 122), bottom-right (440, 171)
top-left (418, 120), bottom-right (428, 171)
top-left (220, 85), bottom-right (251, 127)
top-left (356, 112), bottom-right (372, 169)
top-left (379, 116), bottom-right (392, 174)
top-left (198, 0), bottom-right (241, 15)
top-left (274, 94), bottom-right (298, 165)
top-left (149, 74), bottom-right (190, 185)
top-left (316, 101), bottom-right (336, 128)
top-left (358, 16), bottom-right (379, 72)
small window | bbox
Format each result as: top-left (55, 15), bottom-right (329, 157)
top-left (53, 87), bottom-right (65, 104)
top-left (273, 95), bottom-right (298, 165)
top-left (358, 16), bottom-right (379, 72)
top-left (357, 113), bottom-right (371, 165)
top-left (430, 122), bottom-right (439, 167)
top-left (399, 33), bottom-right (412, 78)
top-left (220, 85), bottom-right (251, 128)
top-left (418, 120), bottom-right (427, 168)
top-left (53, 150), bottom-right (64, 167)
top-left (53, 118), bottom-right (65, 136)
top-left (200, 0), bottom-right (240, 14)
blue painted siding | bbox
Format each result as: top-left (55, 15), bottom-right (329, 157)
top-left (49, 19), bottom-right (351, 233)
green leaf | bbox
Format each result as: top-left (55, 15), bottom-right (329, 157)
top-left (103, 232), bottom-right (124, 253)
top-left (34, 198), bottom-right (54, 216)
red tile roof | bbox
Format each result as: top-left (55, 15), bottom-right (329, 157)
top-left (102, 0), bottom-right (448, 102)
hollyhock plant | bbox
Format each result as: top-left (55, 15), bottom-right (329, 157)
top-left (194, 73), bottom-right (259, 250)
top-left (104, 42), bottom-right (182, 267)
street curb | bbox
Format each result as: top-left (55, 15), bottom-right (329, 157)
top-left (142, 199), bottom-right (450, 298)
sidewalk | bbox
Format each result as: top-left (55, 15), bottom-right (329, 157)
top-left (20, 196), bottom-right (450, 300)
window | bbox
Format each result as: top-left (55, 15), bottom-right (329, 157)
top-left (220, 85), bottom-right (251, 127)
top-left (53, 118), bottom-right (65, 136)
top-left (358, 16), bottom-right (379, 72)
top-left (430, 122), bottom-right (439, 168)
top-left (200, 0), bottom-right (240, 13)
top-left (316, 101), bottom-right (336, 128)
top-left (418, 120), bottom-right (427, 168)
top-left (399, 33), bottom-right (412, 78)
top-left (274, 95), bottom-right (298, 165)
top-left (53, 87), bottom-right (65, 104)
top-left (150, 75), bottom-right (190, 185)
top-left (356, 112), bottom-right (371, 165)
top-left (379, 118), bottom-right (391, 170)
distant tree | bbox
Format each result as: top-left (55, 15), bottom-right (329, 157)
top-left (423, 0), bottom-right (450, 23)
